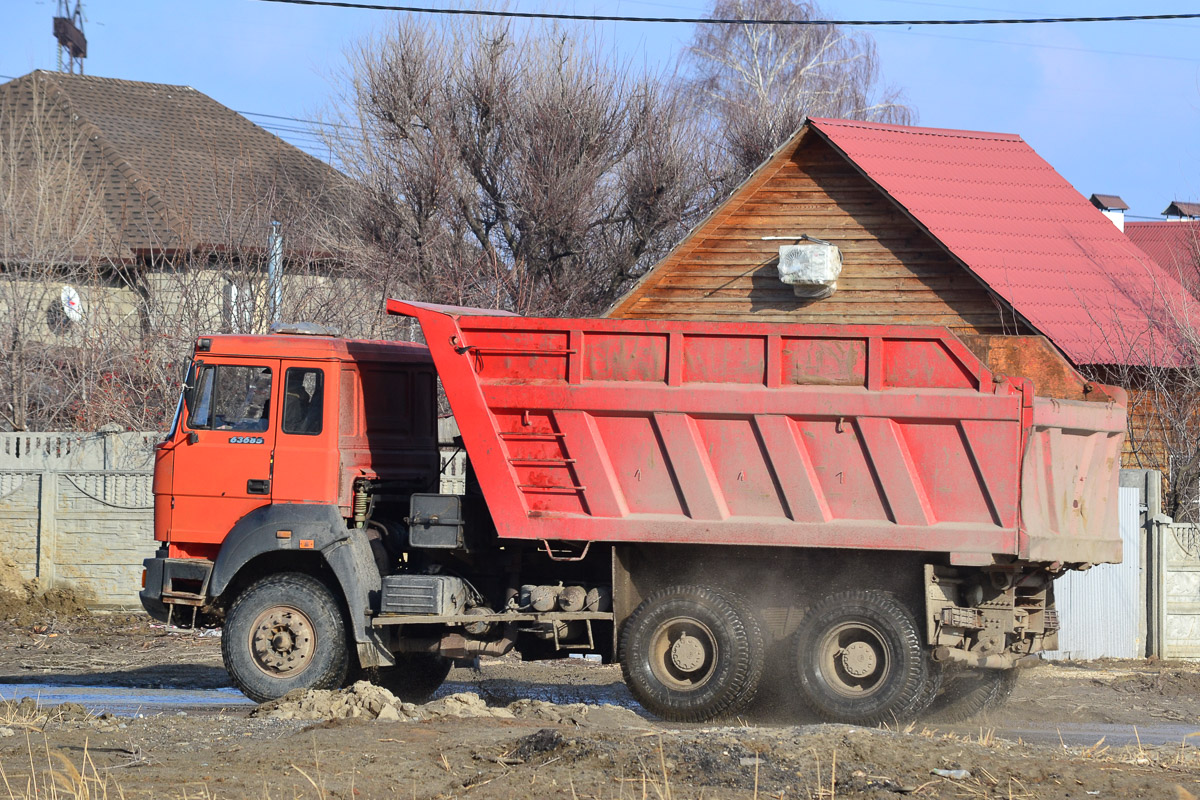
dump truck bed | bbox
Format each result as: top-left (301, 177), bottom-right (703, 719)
top-left (388, 300), bottom-right (1126, 565)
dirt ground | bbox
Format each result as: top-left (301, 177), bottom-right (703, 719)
top-left (0, 610), bottom-right (1198, 800)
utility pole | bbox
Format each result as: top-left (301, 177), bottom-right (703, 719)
top-left (267, 221), bottom-right (284, 324)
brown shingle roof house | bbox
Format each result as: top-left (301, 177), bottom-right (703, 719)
top-left (0, 70), bottom-right (346, 262)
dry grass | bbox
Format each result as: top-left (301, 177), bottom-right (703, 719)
top-left (0, 696), bottom-right (92, 730)
top-left (0, 734), bottom-right (121, 800)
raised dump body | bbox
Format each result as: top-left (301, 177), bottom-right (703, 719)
top-left (387, 300), bottom-right (1126, 566)
top-left (142, 301), bottom-right (1127, 727)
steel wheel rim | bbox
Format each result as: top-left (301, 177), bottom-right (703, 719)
top-left (817, 620), bottom-right (891, 699)
top-left (248, 604), bottom-right (317, 678)
top-left (648, 616), bottom-right (718, 691)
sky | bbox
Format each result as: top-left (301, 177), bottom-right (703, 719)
top-left (1, 0), bottom-right (1198, 220)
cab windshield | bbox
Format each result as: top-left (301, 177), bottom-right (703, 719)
top-left (187, 364), bottom-right (273, 432)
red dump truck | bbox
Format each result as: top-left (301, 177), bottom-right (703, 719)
top-left (141, 300), bottom-right (1126, 724)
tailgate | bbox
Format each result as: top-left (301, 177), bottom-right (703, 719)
top-left (1020, 394), bottom-right (1126, 564)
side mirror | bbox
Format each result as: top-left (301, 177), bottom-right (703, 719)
top-left (188, 431), bottom-right (199, 445)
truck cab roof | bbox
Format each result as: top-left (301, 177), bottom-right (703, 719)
top-left (194, 333), bottom-right (433, 363)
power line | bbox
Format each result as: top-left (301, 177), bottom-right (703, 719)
top-left (249, 0), bottom-right (1200, 26)
top-left (259, 121), bottom-right (329, 137)
top-left (238, 109), bottom-right (352, 130)
top-left (260, 125), bottom-right (329, 145)
top-left (883, 27), bottom-right (1200, 65)
top-left (871, 0), bottom-right (1200, 28)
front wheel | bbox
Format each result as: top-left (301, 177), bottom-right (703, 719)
top-left (222, 572), bottom-right (349, 703)
top-left (792, 590), bottom-right (928, 726)
top-left (620, 584), bottom-right (764, 722)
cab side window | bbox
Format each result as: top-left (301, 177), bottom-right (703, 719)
top-left (188, 365), bottom-right (273, 432)
top-left (282, 368), bottom-right (324, 435)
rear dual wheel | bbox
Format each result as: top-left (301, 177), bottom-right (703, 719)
top-left (792, 590), bottom-right (931, 726)
top-left (926, 667), bottom-right (1019, 721)
top-left (620, 584), bottom-right (765, 722)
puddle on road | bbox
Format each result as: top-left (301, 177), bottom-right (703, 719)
top-left (927, 721), bottom-right (1200, 748)
top-left (4, 675), bottom-right (1181, 750)
top-left (0, 683), bottom-right (254, 716)
top-left (0, 676), bottom-right (635, 720)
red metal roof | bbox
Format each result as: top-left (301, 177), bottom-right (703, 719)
top-left (1125, 222), bottom-right (1200, 290)
top-left (809, 118), bottom-right (1197, 366)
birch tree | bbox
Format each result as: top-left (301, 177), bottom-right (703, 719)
top-left (684, 0), bottom-right (913, 181)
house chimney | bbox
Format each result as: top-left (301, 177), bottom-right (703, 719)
top-left (1162, 201), bottom-right (1200, 221)
top-left (1089, 194), bottom-right (1128, 231)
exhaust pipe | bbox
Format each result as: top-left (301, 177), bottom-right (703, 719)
top-left (396, 624), bottom-right (517, 659)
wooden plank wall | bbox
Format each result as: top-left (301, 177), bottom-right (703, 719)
top-left (611, 132), bottom-right (1033, 337)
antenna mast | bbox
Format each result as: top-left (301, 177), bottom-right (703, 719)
top-left (53, 1), bottom-right (87, 74)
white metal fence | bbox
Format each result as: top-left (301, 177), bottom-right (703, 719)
top-left (1044, 485), bottom-right (1142, 660)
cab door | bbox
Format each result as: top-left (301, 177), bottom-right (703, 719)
top-left (171, 358), bottom-right (280, 545)
top-left (271, 361), bottom-right (339, 506)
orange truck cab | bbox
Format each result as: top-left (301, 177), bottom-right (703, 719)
top-left (141, 306), bottom-right (1125, 726)
top-left (143, 326), bottom-right (451, 690)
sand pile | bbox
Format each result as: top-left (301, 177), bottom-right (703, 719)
top-left (0, 557), bottom-right (90, 624)
top-left (252, 681), bottom-right (643, 726)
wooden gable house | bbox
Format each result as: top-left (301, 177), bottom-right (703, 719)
top-left (607, 117), bottom-right (1200, 510)
top-left (608, 118), bottom-right (1191, 371)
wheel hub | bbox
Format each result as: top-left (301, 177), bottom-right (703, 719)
top-left (840, 640), bottom-right (877, 678)
top-left (648, 616), bottom-right (718, 691)
top-left (250, 607), bottom-right (315, 675)
top-left (670, 633), bottom-right (706, 672)
top-left (817, 620), bottom-right (892, 699)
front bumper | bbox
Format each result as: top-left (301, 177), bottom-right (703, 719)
top-left (140, 549), bottom-right (169, 621)
top-left (140, 551), bottom-right (214, 623)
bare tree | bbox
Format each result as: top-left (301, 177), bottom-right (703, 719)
top-left (684, 0), bottom-right (913, 181)
top-left (327, 17), bottom-right (710, 316)
top-left (0, 76), bottom-right (113, 430)
top-left (1071, 245), bottom-right (1200, 521)
top-left (1, 75), bottom-right (387, 432)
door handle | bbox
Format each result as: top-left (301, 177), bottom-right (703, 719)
top-left (247, 479), bottom-right (271, 495)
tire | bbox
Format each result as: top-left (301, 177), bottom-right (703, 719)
top-left (927, 667), bottom-right (1019, 722)
top-left (619, 584), bottom-right (765, 723)
top-left (912, 658), bottom-right (944, 718)
top-left (746, 643), bottom-right (808, 720)
top-left (791, 590), bottom-right (928, 726)
top-left (368, 654), bottom-right (453, 703)
top-left (222, 572), bottom-right (350, 703)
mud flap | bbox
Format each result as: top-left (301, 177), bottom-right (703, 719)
top-left (323, 528), bottom-right (396, 669)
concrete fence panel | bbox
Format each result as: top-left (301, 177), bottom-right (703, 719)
top-left (0, 431), bottom-right (158, 608)
top-left (0, 429), bottom-right (467, 608)
top-left (1159, 522), bottom-right (1200, 659)
top-left (0, 472), bottom-right (43, 581)
top-left (0, 467), bottom-right (154, 608)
